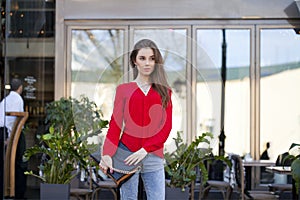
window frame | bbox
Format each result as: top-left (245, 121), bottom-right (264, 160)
top-left (61, 19), bottom-right (300, 154)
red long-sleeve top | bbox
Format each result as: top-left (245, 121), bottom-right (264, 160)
top-left (102, 82), bottom-right (172, 158)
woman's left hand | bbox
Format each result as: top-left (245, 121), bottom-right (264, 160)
top-left (125, 148), bottom-right (147, 165)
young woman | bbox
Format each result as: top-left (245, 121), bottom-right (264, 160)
top-left (100, 39), bottom-right (172, 199)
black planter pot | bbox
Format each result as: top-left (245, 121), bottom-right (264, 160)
top-left (165, 186), bottom-right (189, 200)
top-left (40, 183), bottom-right (70, 200)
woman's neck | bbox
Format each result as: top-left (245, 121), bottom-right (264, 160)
top-left (135, 75), bottom-right (150, 85)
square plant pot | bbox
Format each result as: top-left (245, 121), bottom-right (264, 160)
top-left (165, 186), bottom-right (189, 200)
top-left (40, 183), bottom-right (70, 200)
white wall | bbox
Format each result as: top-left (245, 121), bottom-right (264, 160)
top-left (61, 0), bottom-right (300, 20)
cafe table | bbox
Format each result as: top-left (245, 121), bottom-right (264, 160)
top-left (265, 166), bottom-right (291, 175)
top-left (243, 160), bottom-right (276, 167)
top-left (243, 160), bottom-right (275, 190)
top-left (266, 166), bottom-right (299, 200)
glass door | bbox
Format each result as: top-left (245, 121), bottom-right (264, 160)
top-left (131, 27), bottom-right (189, 151)
top-left (69, 28), bottom-right (126, 120)
top-left (69, 26), bottom-right (189, 152)
top-left (259, 27), bottom-right (300, 186)
top-left (195, 28), bottom-right (251, 155)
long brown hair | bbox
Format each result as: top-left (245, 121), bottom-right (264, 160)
top-left (130, 39), bottom-right (171, 108)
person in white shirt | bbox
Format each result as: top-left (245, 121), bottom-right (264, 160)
top-left (0, 78), bottom-right (24, 136)
top-left (0, 78), bottom-right (26, 199)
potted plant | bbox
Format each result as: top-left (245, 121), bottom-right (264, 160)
top-left (24, 96), bottom-right (108, 199)
top-left (285, 143), bottom-right (300, 195)
top-left (164, 131), bottom-right (227, 200)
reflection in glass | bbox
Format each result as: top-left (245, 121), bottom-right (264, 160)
top-left (70, 28), bottom-right (188, 152)
top-left (71, 29), bottom-right (125, 120)
top-left (2, 1), bottom-right (56, 190)
top-left (196, 29), bottom-right (250, 155)
top-left (260, 29), bottom-right (300, 165)
top-left (5, 1), bottom-right (55, 38)
top-left (133, 29), bottom-right (187, 151)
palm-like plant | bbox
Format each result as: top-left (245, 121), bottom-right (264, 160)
top-left (164, 131), bottom-right (227, 191)
top-left (24, 96), bottom-right (108, 184)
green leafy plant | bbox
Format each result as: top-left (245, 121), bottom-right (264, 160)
top-left (24, 96), bottom-right (108, 184)
top-left (164, 131), bottom-right (227, 191)
top-left (284, 143), bottom-right (300, 194)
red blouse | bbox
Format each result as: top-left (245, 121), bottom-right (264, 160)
top-left (102, 82), bottom-right (172, 158)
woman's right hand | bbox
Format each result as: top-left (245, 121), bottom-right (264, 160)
top-left (99, 155), bottom-right (113, 174)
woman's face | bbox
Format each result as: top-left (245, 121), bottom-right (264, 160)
top-left (134, 47), bottom-right (155, 78)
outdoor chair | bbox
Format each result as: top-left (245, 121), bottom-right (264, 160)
top-left (230, 154), bottom-right (279, 200)
top-left (4, 112), bottom-right (28, 198)
top-left (89, 153), bottom-right (119, 200)
top-left (191, 155), bottom-right (232, 200)
top-left (70, 154), bottom-right (119, 200)
top-left (268, 183), bottom-right (292, 195)
top-left (92, 178), bottom-right (119, 200)
top-left (70, 167), bottom-right (94, 200)
top-left (204, 159), bottom-right (232, 200)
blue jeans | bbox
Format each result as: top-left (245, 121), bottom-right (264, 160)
top-left (120, 168), bottom-right (165, 200)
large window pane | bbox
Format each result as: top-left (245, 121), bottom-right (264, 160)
top-left (196, 29), bottom-right (250, 155)
top-left (133, 29), bottom-right (187, 151)
top-left (260, 29), bottom-right (300, 162)
top-left (70, 29), bottom-right (125, 121)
